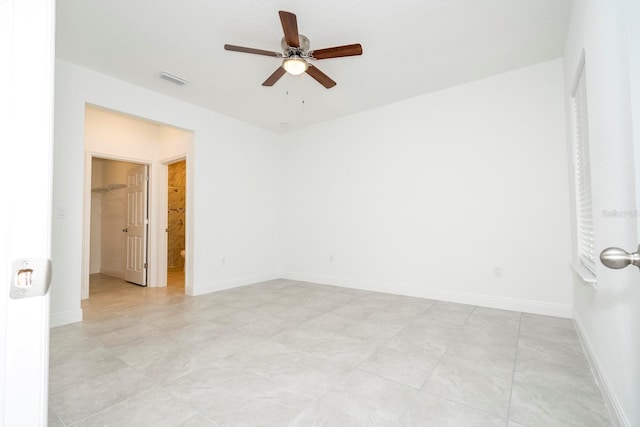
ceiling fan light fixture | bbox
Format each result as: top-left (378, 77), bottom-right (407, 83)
top-left (283, 56), bottom-right (308, 75)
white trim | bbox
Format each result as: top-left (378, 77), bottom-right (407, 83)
top-left (86, 150), bottom-right (155, 165)
top-left (281, 272), bottom-right (573, 318)
top-left (50, 309), bottom-right (83, 328)
top-left (161, 154), bottom-right (189, 164)
top-left (190, 272), bottom-right (281, 296)
top-left (82, 152), bottom-right (92, 300)
top-left (570, 261), bottom-right (597, 289)
top-left (155, 162), bottom-right (169, 288)
top-left (574, 312), bottom-right (630, 427)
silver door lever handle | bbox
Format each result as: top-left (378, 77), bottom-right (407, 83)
top-left (600, 245), bottom-right (640, 269)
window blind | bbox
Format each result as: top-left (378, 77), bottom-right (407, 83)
top-left (572, 60), bottom-right (596, 274)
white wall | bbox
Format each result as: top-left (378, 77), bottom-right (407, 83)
top-left (160, 126), bottom-right (194, 159)
top-left (85, 105), bottom-right (173, 159)
top-left (55, 58), bottom-right (572, 319)
top-left (564, 0), bottom-right (640, 425)
top-left (52, 60), bottom-right (281, 326)
top-left (280, 59), bottom-right (572, 317)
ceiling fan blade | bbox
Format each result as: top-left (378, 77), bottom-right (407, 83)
top-left (224, 44), bottom-right (282, 57)
top-left (262, 66), bottom-right (287, 86)
top-left (306, 65), bottom-right (337, 89)
top-left (279, 11), bottom-right (300, 47)
top-left (310, 44), bottom-right (363, 60)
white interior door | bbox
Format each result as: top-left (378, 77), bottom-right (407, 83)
top-left (1, 0), bottom-right (54, 425)
top-left (125, 164), bottom-right (148, 286)
top-left (630, 2), bottom-right (640, 238)
top-left (577, 4), bottom-right (640, 425)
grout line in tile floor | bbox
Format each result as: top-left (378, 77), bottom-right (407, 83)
top-left (505, 312), bottom-right (523, 427)
top-left (394, 305), bottom-right (513, 426)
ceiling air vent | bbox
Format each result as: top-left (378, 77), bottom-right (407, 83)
top-left (159, 71), bottom-right (188, 86)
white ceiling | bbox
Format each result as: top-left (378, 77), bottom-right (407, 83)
top-left (56, 0), bottom-right (573, 134)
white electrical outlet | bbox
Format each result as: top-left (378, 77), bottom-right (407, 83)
top-left (494, 267), bottom-right (503, 278)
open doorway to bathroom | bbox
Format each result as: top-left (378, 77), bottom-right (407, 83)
top-left (167, 159), bottom-right (186, 292)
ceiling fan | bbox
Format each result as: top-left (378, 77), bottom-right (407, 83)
top-left (224, 11), bottom-right (363, 89)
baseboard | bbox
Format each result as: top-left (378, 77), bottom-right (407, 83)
top-left (50, 308), bottom-right (83, 328)
top-left (99, 267), bottom-right (124, 279)
top-left (281, 272), bottom-right (573, 318)
top-left (190, 272), bottom-right (281, 297)
top-left (574, 312), bottom-right (629, 427)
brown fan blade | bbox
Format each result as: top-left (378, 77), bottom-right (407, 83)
top-left (224, 44), bottom-right (282, 57)
top-left (279, 11), bottom-right (300, 47)
top-left (310, 44), bottom-right (363, 60)
top-left (306, 65), bottom-right (337, 89)
top-left (262, 66), bottom-right (287, 86)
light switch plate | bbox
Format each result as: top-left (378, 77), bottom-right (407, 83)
top-left (10, 258), bottom-right (52, 299)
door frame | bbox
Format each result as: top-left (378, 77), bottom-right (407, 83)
top-left (159, 155), bottom-right (189, 289)
top-left (82, 152), bottom-right (153, 298)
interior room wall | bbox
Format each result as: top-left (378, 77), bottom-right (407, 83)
top-left (159, 126), bottom-right (193, 159)
top-left (52, 59), bottom-right (281, 325)
top-left (85, 107), bottom-right (164, 158)
top-left (280, 58), bottom-right (572, 317)
top-left (564, 0), bottom-right (639, 425)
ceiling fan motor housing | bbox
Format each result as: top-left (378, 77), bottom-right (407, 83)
top-left (282, 35), bottom-right (310, 57)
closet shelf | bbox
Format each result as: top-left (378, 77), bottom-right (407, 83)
top-left (91, 183), bottom-right (126, 193)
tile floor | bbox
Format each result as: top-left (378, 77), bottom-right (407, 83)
top-left (49, 275), bottom-right (611, 426)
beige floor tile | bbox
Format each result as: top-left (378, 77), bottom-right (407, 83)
top-left (49, 274), bottom-right (609, 426)
top-left (74, 387), bottom-right (198, 427)
top-left (423, 359), bottom-right (512, 418)
top-left (398, 391), bottom-right (506, 427)
top-left (359, 346), bottom-right (437, 388)
top-left (49, 366), bottom-right (155, 425)
top-left (319, 370), bottom-right (418, 423)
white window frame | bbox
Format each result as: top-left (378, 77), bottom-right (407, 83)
top-left (571, 53), bottom-right (596, 277)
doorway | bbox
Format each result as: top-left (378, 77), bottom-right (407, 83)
top-left (82, 104), bottom-right (194, 299)
top-left (89, 158), bottom-right (149, 287)
top-left (167, 159), bottom-right (186, 291)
